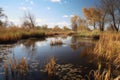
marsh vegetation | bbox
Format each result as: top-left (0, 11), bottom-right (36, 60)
top-left (0, 0), bottom-right (120, 80)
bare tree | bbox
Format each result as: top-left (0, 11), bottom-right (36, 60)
top-left (100, 0), bottom-right (119, 31)
top-left (0, 8), bottom-right (6, 27)
top-left (71, 15), bottom-right (79, 32)
top-left (53, 25), bottom-right (61, 31)
top-left (96, 3), bottom-right (107, 31)
top-left (71, 15), bottom-right (89, 32)
top-left (0, 8), bottom-right (4, 17)
top-left (116, 0), bottom-right (120, 30)
top-left (22, 12), bottom-right (36, 29)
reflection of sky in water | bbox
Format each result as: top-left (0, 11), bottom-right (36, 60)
top-left (12, 36), bottom-right (73, 61)
top-left (1, 36), bottom-right (94, 67)
top-left (0, 36), bottom-right (98, 80)
top-left (35, 36), bottom-right (72, 47)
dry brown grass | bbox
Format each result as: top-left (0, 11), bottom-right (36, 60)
top-left (86, 69), bottom-right (111, 80)
top-left (0, 27), bottom-right (73, 44)
top-left (45, 31), bottom-right (74, 37)
top-left (0, 27), bottom-right (45, 43)
top-left (45, 57), bottom-right (56, 76)
top-left (93, 32), bottom-right (120, 69)
top-left (85, 62), bottom-right (112, 80)
top-left (3, 57), bottom-right (28, 79)
top-left (3, 61), bottom-right (9, 77)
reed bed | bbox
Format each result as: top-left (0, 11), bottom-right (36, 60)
top-left (93, 32), bottom-right (120, 69)
top-left (45, 57), bottom-right (56, 77)
top-left (85, 61), bottom-right (113, 80)
top-left (45, 31), bottom-right (74, 37)
top-left (76, 30), bottom-right (101, 39)
top-left (0, 28), bottom-right (45, 43)
top-left (3, 57), bottom-right (28, 79)
top-left (86, 68), bottom-right (111, 80)
top-left (0, 27), bottom-right (73, 44)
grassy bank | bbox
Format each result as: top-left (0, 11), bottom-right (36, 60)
top-left (93, 32), bottom-right (120, 69)
top-left (0, 27), bottom-right (74, 44)
top-left (79, 32), bottom-right (120, 79)
top-left (76, 30), bottom-right (102, 37)
top-left (75, 30), bottom-right (102, 39)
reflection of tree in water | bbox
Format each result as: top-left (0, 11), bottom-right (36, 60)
top-left (79, 43), bottom-right (108, 69)
top-left (71, 36), bottom-right (78, 44)
top-left (70, 36), bottom-right (80, 51)
top-left (22, 39), bottom-right (37, 57)
top-left (80, 45), bottom-right (112, 73)
top-left (61, 35), bottom-right (67, 40)
top-left (80, 46), bottom-right (96, 61)
top-left (70, 44), bottom-right (78, 51)
top-left (70, 36), bottom-right (95, 51)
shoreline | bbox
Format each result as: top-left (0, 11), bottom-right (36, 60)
top-left (0, 32), bottom-right (74, 44)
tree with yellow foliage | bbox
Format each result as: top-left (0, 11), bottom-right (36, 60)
top-left (71, 15), bottom-right (78, 32)
top-left (82, 7), bottom-right (105, 31)
top-left (71, 15), bottom-right (89, 32)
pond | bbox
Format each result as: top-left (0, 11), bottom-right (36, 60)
top-left (0, 36), bottom-right (99, 80)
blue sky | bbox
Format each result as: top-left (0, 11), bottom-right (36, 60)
top-left (0, 0), bottom-right (97, 28)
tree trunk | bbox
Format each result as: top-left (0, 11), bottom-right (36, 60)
top-left (111, 24), bottom-right (115, 31)
top-left (111, 13), bottom-right (118, 31)
top-left (101, 22), bottom-right (104, 31)
top-left (100, 12), bottom-right (106, 31)
top-left (93, 22), bottom-right (96, 30)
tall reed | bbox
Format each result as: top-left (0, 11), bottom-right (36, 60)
top-left (85, 62), bottom-right (111, 80)
top-left (93, 32), bottom-right (120, 69)
top-left (45, 57), bottom-right (56, 77)
top-left (3, 57), bottom-right (28, 80)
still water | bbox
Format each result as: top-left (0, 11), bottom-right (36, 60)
top-left (0, 36), bottom-right (97, 80)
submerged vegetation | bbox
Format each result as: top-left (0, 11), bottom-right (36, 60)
top-left (3, 58), bottom-right (28, 80)
top-left (42, 54), bottom-right (119, 80)
top-left (45, 57), bottom-right (56, 77)
top-left (0, 0), bottom-right (120, 79)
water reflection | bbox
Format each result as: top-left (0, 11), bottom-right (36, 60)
top-left (70, 36), bottom-right (94, 51)
top-left (0, 36), bottom-right (98, 80)
top-left (0, 45), bottom-right (13, 62)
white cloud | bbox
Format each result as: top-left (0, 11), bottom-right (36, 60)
top-left (70, 15), bottom-right (75, 18)
top-left (57, 21), bottom-right (69, 26)
top-left (50, 0), bottom-right (61, 3)
top-left (36, 20), bottom-right (70, 28)
top-left (1, 18), bottom-right (7, 22)
top-left (36, 18), bottom-right (46, 25)
top-left (62, 15), bottom-right (68, 18)
top-left (8, 18), bottom-right (20, 26)
top-left (48, 22), bottom-right (55, 25)
top-left (19, 6), bottom-right (32, 11)
top-left (19, 6), bottom-right (27, 11)
top-left (62, 15), bottom-right (75, 18)
top-left (36, 18), bottom-right (46, 23)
